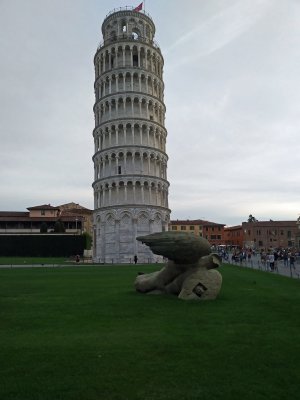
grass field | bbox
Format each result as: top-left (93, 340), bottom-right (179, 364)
top-left (0, 257), bottom-right (70, 265)
top-left (0, 264), bottom-right (299, 400)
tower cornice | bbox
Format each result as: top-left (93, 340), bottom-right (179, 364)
top-left (102, 8), bottom-right (155, 35)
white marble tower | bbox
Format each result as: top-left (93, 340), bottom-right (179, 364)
top-left (92, 6), bottom-right (170, 263)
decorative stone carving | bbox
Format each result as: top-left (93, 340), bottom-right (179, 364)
top-left (135, 232), bottom-right (222, 300)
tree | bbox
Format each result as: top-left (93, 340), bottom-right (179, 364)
top-left (82, 232), bottom-right (92, 250)
top-left (40, 222), bottom-right (48, 233)
top-left (248, 214), bottom-right (258, 223)
top-left (54, 220), bottom-right (65, 233)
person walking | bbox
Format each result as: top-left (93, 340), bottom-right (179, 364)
top-left (290, 253), bottom-right (295, 269)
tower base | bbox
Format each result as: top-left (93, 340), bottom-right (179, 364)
top-left (93, 206), bottom-right (170, 264)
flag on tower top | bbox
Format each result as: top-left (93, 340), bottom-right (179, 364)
top-left (134, 2), bottom-right (143, 12)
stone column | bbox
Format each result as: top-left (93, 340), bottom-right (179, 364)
top-left (130, 48), bottom-right (133, 67)
top-left (100, 221), bottom-right (106, 262)
top-left (139, 124), bottom-right (143, 144)
top-left (124, 183), bottom-right (128, 202)
top-left (116, 127), bottom-right (119, 145)
top-left (131, 73), bottom-right (134, 91)
top-left (116, 75), bottom-right (119, 92)
top-left (102, 159), bottom-right (105, 177)
top-left (102, 188), bottom-right (106, 206)
top-left (141, 183), bottom-right (145, 203)
top-left (133, 182), bottom-right (136, 203)
top-left (133, 217), bottom-right (138, 256)
top-left (116, 100), bottom-right (119, 117)
top-left (108, 185), bottom-right (112, 204)
top-left (108, 156), bottom-right (112, 175)
top-left (146, 75), bottom-right (149, 94)
top-left (116, 183), bottom-right (120, 204)
top-left (122, 46), bottom-right (126, 67)
top-left (123, 125), bottom-right (127, 144)
top-left (115, 219), bottom-right (120, 262)
top-left (108, 52), bottom-right (111, 71)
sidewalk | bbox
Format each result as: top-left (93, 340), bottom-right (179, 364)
top-left (226, 254), bottom-right (300, 279)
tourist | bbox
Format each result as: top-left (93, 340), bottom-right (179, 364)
top-left (290, 253), bottom-right (295, 269)
top-left (283, 251), bottom-right (288, 267)
top-left (269, 253), bottom-right (275, 271)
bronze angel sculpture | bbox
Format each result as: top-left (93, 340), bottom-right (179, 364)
top-left (135, 232), bottom-right (222, 300)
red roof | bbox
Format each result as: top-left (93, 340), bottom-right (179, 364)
top-left (0, 212), bottom-right (29, 218)
top-left (170, 219), bottom-right (225, 227)
top-left (0, 215), bottom-right (83, 222)
top-left (27, 204), bottom-right (60, 211)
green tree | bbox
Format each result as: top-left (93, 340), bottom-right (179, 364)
top-left (248, 214), bottom-right (258, 223)
top-left (54, 220), bottom-right (65, 233)
top-left (82, 232), bottom-right (92, 250)
top-left (40, 222), bottom-right (48, 233)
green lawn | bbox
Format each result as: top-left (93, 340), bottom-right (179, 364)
top-left (0, 264), bottom-right (299, 400)
top-left (0, 257), bottom-right (70, 265)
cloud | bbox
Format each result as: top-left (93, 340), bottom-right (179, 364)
top-left (166, 0), bottom-right (272, 62)
top-left (0, 0), bottom-right (299, 226)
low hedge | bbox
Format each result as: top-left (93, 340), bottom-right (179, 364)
top-left (0, 235), bottom-right (85, 257)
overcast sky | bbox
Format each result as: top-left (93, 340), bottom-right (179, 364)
top-left (0, 0), bottom-right (299, 225)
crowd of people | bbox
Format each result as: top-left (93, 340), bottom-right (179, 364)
top-left (216, 246), bottom-right (299, 272)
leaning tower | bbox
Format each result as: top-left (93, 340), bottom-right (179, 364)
top-left (92, 6), bottom-right (170, 263)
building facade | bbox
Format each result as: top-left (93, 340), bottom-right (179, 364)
top-left (58, 203), bottom-right (93, 236)
top-left (170, 219), bottom-right (225, 246)
top-left (223, 225), bottom-right (244, 248)
top-left (242, 220), bottom-right (299, 250)
top-left (92, 7), bottom-right (170, 263)
top-left (0, 204), bottom-right (86, 234)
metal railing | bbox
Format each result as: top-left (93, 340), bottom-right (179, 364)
top-left (104, 6), bottom-right (154, 23)
top-left (97, 34), bottom-right (160, 52)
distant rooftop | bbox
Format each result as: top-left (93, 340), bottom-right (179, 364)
top-left (27, 204), bottom-right (60, 211)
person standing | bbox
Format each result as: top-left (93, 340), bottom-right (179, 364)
top-left (134, 255), bottom-right (138, 264)
top-left (290, 253), bottom-right (295, 269)
top-left (283, 251), bottom-right (288, 267)
top-left (269, 253), bottom-right (275, 271)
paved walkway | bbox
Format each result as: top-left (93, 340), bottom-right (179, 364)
top-left (226, 254), bottom-right (300, 279)
top-left (1, 256), bottom-right (300, 280)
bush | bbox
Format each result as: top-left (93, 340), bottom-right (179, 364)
top-left (82, 232), bottom-right (92, 250)
top-left (54, 221), bottom-right (65, 233)
top-left (40, 222), bottom-right (48, 233)
top-left (0, 235), bottom-right (85, 257)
